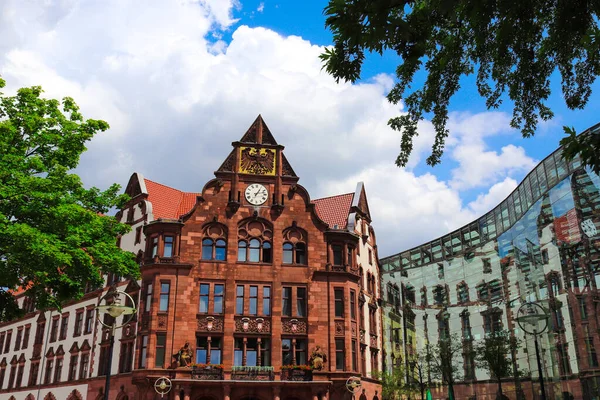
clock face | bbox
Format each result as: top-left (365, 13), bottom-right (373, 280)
top-left (245, 183), bottom-right (268, 206)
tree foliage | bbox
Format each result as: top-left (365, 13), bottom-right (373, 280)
top-left (0, 77), bottom-right (139, 321)
top-left (372, 365), bottom-right (406, 400)
top-left (321, 0), bottom-right (600, 168)
top-left (426, 334), bottom-right (463, 399)
top-left (474, 330), bottom-right (518, 398)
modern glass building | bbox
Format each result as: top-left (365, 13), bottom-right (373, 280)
top-left (381, 123), bottom-right (600, 400)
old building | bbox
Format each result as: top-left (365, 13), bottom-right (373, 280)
top-left (381, 123), bottom-right (600, 400)
top-left (0, 116), bottom-right (383, 400)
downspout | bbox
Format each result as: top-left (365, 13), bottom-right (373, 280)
top-left (170, 268), bottom-right (179, 363)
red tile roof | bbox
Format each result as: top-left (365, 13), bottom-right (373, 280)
top-left (312, 193), bottom-right (354, 229)
top-left (144, 179), bottom-right (201, 219)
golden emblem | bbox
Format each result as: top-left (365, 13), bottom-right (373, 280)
top-left (239, 147), bottom-right (276, 175)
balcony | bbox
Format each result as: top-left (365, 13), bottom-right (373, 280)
top-left (281, 367), bottom-right (313, 381)
top-left (231, 366), bottom-right (274, 381)
top-left (191, 365), bottom-right (224, 380)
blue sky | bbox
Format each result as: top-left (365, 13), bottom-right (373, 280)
top-left (0, 0), bottom-right (598, 256)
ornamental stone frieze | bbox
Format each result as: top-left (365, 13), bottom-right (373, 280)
top-left (281, 317), bottom-right (307, 334)
top-left (351, 321), bottom-right (357, 337)
top-left (157, 313), bottom-right (167, 329)
top-left (335, 321), bottom-right (344, 336)
top-left (370, 333), bottom-right (378, 348)
top-left (234, 316), bottom-right (271, 333)
top-left (196, 315), bottom-right (224, 333)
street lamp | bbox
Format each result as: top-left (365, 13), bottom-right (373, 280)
top-left (96, 285), bottom-right (137, 400)
top-left (515, 302), bottom-right (549, 400)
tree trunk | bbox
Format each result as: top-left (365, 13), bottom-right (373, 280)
top-left (497, 378), bottom-right (503, 399)
top-left (420, 383), bottom-right (425, 400)
top-left (448, 383), bottom-right (455, 400)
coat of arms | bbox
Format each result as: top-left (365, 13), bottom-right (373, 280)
top-left (239, 147), bottom-right (276, 175)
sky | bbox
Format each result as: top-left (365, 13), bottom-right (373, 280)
top-left (1, 0), bottom-right (599, 258)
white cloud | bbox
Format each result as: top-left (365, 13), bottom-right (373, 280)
top-left (257, 2), bottom-right (265, 13)
top-left (467, 178), bottom-right (518, 216)
top-left (0, 0), bottom-right (538, 255)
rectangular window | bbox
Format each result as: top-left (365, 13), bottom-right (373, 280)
top-left (587, 337), bottom-right (599, 367)
top-left (85, 309), bottom-right (94, 334)
top-left (119, 342), bottom-right (134, 373)
top-left (44, 359), bottom-right (54, 384)
top-left (579, 298), bottom-right (587, 320)
top-left (16, 364), bottom-right (23, 388)
top-left (0, 333), bottom-right (4, 354)
top-left (296, 287), bottom-right (307, 317)
top-left (350, 290), bottom-right (356, 320)
top-left (159, 282), bottom-right (170, 312)
top-left (199, 283), bottom-right (210, 313)
top-left (347, 247), bottom-right (353, 267)
top-left (368, 249), bottom-right (373, 265)
top-left (196, 336), bottom-right (208, 364)
top-left (156, 334), bottom-right (166, 368)
top-left (22, 326), bottom-right (30, 349)
top-left (352, 340), bottom-right (357, 371)
top-left (335, 288), bottom-right (344, 318)
top-left (54, 358), bottom-right (63, 383)
top-left (79, 353), bottom-right (89, 379)
top-left (214, 284), bottom-right (224, 314)
top-left (263, 287), bottom-right (271, 316)
top-left (249, 286), bottom-right (258, 315)
top-left (145, 283), bottom-right (153, 312)
top-left (234, 338), bottom-right (243, 366)
top-left (163, 236), bottom-right (174, 258)
top-left (60, 314), bottom-right (69, 340)
top-left (295, 339), bottom-right (306, 365)
top-left (332, 245), bottom-right (343, 265)
top-left (211, 337), bottom-right (222, 364)
top-left (557, 344), bottom-right (571, 375)
top-left (50, 318), bottom-right (59, 342)
top-left (236, 285), bottom-right (244, 314)
top-left (282, 287), bottom-right (292, 316)
top-left (14, 329), bottom-right (22, 351)
top-left (151, 236), bottom-right (159, 257)
top-left (29, 362), bottom-right (39, 386)
top-left (74, 311), bottom-right (83, 336)
top-left (335, 339), bottom-right (345, 371)
top-left (135, 226), bottom-right (142, 244)
top-left (139, 336), bottom-right (148, 368)
top-left (68, 355), bottom-right (78, 380)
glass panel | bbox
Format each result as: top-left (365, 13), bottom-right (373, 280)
top-left (202, 239), bottom-right (213, 260)
top-left (163, 236), bottom-right (173, 258)
top-left (555, 150), bottom-right (569, 180)
top-left (238, 241), bottom-right (247, 262)
top-left (262, 241), bottom-right (272, 263)
top-left (199, 284), bottom-right (209, 313)
top-left (297, 287), bottom-right (307, 317)
top-left (214, 284), bottom-right (224, 314)
top-left (215, 240), bottom-right (226, 261)
top-left (263, 287), bottom-right (271, 316)
top-left (544, 156), bottom-right (558, 187)
top-left (431, 240), bottom-right (442, 261)
top-left (283, 243), bottom-right (293, 264)
top-left (530, 169), bottom-right (541, 200)
top-left (249, 239), bottom-right (260, 262)
top-left (537, 164), bottom-right (549, 194)
top-left (296, 243), bottom-right (306, 264)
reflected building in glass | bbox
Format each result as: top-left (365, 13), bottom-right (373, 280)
top-left (381, 124), bottom-right (600, 400)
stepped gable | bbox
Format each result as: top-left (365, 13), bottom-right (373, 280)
top-left (143, 178), bottom-right (200, 219)
top-left (312, 192), bottom-right (354, 229)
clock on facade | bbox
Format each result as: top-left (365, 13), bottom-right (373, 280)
top-left (245, 183), bottom-right (269, 205)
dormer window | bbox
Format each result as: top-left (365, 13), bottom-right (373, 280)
top-left (150, 237), bottom-right (159, 258)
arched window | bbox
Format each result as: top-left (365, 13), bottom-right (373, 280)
top-left (237, 219), bottom-right (273, 263)
top-left (282, 224), bottom-right (308, 265)
top-left (457, 282), bottom-right (469, 304)
top-left (201, 223), bottom-right (227, 261)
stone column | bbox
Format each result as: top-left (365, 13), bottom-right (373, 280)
top-left (224, 384), bottom-right (231, 400)
top-left (183, 386), bottom-right (191, 400)
top-left (174, 389), bottom-right (181, 400)
top-left (273, 386), bottom-right (281, 400)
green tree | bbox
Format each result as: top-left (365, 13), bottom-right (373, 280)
top-left (0, 77), bottom-right (139, 321)
top-left (407, 350), bottom-right (429, 400)
top-left (372, 365), bottom-right (406, 400)
top-left (321, 0), bottom-right (600, 169)
top-left (426, 334), bottom-right (463, 400)
top-left (475, 329), bottom-right (518, 400)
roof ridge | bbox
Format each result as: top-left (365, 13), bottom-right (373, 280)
top-left (312, 192), bottom-right (354, 202)
top-left (143, 178), bottom-right (184, 193)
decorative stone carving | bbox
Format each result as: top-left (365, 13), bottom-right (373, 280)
top-left (238, 147), bottom-right (276, 175)
top-left (282, 318), bottom-right (307, 334)
top-left (281, 154), bottom-right (297, 177)
top-left (370, 334), bottom-right (378, 348)
top-left (234, 316), bottom-right (271, 333)
top-left (351, 321), bottom-right (357, 337)
top-left (157, 314), bottom-right (167, 329)
top-left (141, 313), bottom-right (150, 330)
top-left (359, 329), bottom-right (366, 344)
top-left (217, 150), bottom-right (236, 172)
top-left (335, 321), bottom-right (344, 336)
top-left (309, 346), bottom-right (327, 371)
top-left (196, 315), bottom-right (224, 333)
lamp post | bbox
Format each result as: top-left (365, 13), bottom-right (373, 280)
top-left (515, 302), bottom-right (549, 400)
top-left (96, 286), bottom-right (137, 400)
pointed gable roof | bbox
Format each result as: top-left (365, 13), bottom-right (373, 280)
top-left (351, 182), bottom-right (372, 221)
top-left (312, 193), bottom-right (354, 229)
top-left (240, 115), bottom-right (278, 145)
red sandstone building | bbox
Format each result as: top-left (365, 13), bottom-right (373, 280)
top-left (0, 116), bottom-right (383, 400)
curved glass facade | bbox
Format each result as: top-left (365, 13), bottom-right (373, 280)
top-left (381, 123), bottom-right (600, 400)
